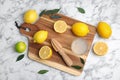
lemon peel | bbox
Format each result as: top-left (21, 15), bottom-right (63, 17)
top-left (97, 22), bottom-right (112, 38)
top-left (24, 10), bottom-right (38, 24)
top-left (33, 30), bottom-right (48, 44)
top-left (72, 22), bottom-right (89, 37)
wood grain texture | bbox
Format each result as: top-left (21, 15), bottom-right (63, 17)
top-left (51, 39), bottom-right (73, 66)
top-left (20, 14), bottom-right (96, 76)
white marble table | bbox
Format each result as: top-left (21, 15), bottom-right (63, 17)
top-left (0, 0), bottom-right (120, 80)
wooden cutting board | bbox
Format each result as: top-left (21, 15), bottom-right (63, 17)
top-left (20, 14), bottom-right (96, 76)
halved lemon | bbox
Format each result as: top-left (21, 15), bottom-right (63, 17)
top-left (93, 42), bottom-right (108, 56)
top-left (39, 46), bottom-right (52, 59)
top-left (54, 20), bottom-right (67, 33)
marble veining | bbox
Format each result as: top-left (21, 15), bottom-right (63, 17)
top-left (0, 0), bottom-right (120, 80)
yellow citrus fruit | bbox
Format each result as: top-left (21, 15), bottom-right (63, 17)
top-left (72, 22), bottom-right (89, 37)
top-left (54, 20), bottom-right (67, 33)
top-left (93, 42), bottom-right (108, 56)
top-left (33, 30), bottom-right (48, 44)
top-left (39, 46), bottom-right (52, 59)
top-left (97, 22), bottom-right (112, 38)
top-left (24, 10), bottom-right (38, 24)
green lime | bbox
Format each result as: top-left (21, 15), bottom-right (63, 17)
top-left (15, 41), bottom-right (26, 53)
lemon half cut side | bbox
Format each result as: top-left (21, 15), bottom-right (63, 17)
top-left (93, 42), bottom-right (108, 56)
top-left (54, 20), bottom-right (68, 33)
top-left (39, 46), bottom-right (52, 59)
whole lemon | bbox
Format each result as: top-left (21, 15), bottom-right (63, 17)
top-left (72, 22), bottom-right (89, 37)
top-left (24, 10), bottom-right (38, 24)
top-left (33, 30), bottom-right (48, 44)
top-left (97, 22), bottom-right (112, 38)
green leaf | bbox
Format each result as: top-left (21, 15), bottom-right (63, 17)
top-left (71, 65), bottom-right (82, 69)
top-left (50, 15), bottom-right (61, 19)
top-left (38, 70), bottom-right (48, 74)
top-left (80, 58), bottom-right (85, 64)
top-left (39, 10), bottom-right (46, 17)
top-left (44, 9), bottom-right (60, 15)
top-left (77, 7), bottom-right (85, 14)
top-left (16, 54), bottom-right (24, 62)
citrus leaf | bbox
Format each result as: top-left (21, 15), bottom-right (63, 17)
top-left (80, 57), bottom-right (85, 64)
top-left (44, 9), bottom-right (60, 15)
top-left (16, 54), bottom-right (24, 62)
top-left (38, 70), bottom-right (48, 74)
top-left (77, 7), bottom-right (85, 14)
top-left (71, 65), bottom-right (82, 69)
top-left (39, 10), bottom-right (46, 17)
top-left (50, 15), bottom-right (61, 19)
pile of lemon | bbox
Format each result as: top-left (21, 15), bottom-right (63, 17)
top-left (71, 21), bottom-right (112, 56)
top-left (94, 22), bottom-right (112, 56)
top-left (23, 9), bottom-right (112, 58)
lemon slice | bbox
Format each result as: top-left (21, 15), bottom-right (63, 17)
top-left (93, 42), bottom-right (108, 56)
top-left (54, 20), bottom-right (67, 33)
top-left (39, 46), bottom-right (52, 59)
